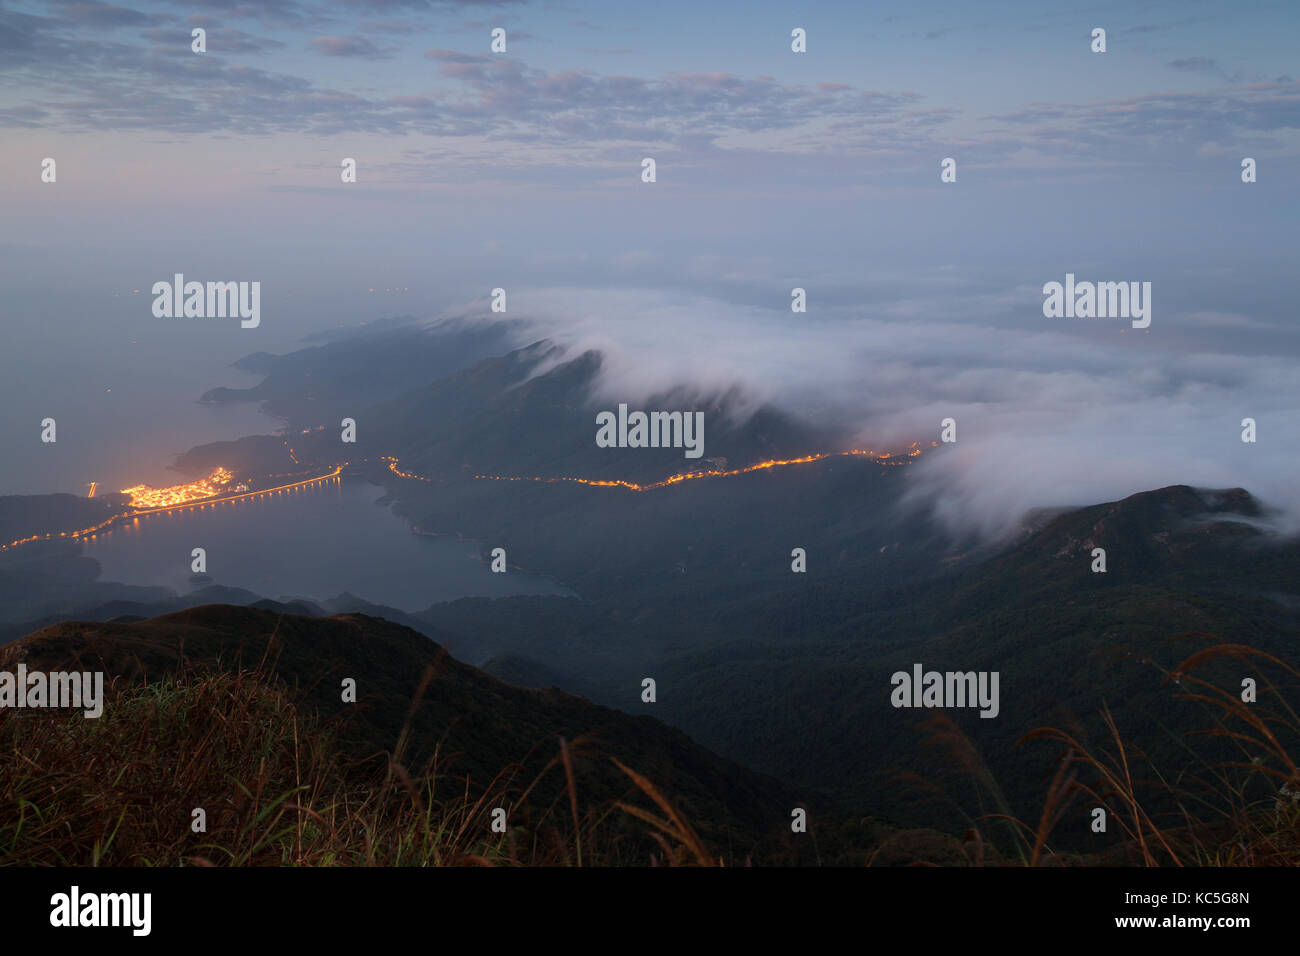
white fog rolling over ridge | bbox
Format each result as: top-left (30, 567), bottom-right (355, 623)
top-left (426, 285), bottom-right (1300, 539)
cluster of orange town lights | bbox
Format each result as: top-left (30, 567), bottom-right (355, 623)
top-left (120, 467), bottom-right (235, 509)
top-left (1, 465), bottom-right (345, 552)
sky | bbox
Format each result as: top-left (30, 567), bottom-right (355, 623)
top-left (0, 0), bottom-right (1297, 533)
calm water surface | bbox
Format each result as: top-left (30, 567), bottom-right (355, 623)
top-left (82, 477), bottom-right (571, 612)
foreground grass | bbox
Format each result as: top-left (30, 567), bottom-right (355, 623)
top-left (908, 639), bottom-right (1300, 866)
top-left (0, 668), bottom-right (713, 866)
top-left (3, 638), bottom-right (1296, 867)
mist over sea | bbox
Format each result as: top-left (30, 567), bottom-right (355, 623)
top-left (0, 286), bottom-right (272, 496)
top-left (0, 248), bottom-right (398, 498)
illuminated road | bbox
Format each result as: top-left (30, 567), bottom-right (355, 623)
top-left (384, 442), bottom-right (929, 491)
top-left (6, 440), bottom-right (928, 554)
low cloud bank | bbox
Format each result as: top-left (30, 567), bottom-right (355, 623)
top-left (425, 287), bottom-right (1300, 538)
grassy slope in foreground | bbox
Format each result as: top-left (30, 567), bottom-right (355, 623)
top-left (1, 604), bottom-right (936, 865)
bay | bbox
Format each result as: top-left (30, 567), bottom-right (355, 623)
top-left (81, 477), bottom-right (572, 612)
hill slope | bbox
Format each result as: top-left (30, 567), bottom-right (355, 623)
top-left (3, 603), bottom-right (821, 860)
